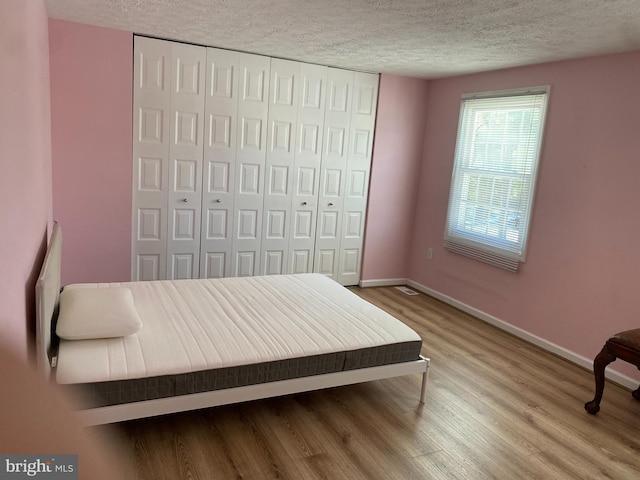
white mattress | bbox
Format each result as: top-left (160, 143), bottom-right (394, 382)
top-left (56, 274), bottom-right (421, 385)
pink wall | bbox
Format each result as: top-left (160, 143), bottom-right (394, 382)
top-left (49, 19), bottom-right (132, 285)
top-left (362, 75), bottom-right (429, 282)
top-left (0, 0), bottom-right (53, 361)
top-left (410, 51), bottom-right (640, 379)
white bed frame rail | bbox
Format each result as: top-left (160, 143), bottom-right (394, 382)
top-left (36, 222), bottom-right (430, 426)
top-left (78, 357), bottom-right (429, 426)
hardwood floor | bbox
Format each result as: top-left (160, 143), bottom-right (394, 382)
top-left (100, 286), bottom-right (640, 479)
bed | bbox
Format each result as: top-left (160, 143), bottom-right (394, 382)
top-left (36, 223), bottom-right (429, 426)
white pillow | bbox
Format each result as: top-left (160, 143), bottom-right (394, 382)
top-left (56, 287), bottom-right (142, 340)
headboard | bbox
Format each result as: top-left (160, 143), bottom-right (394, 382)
top-left (35, 221), bottom-right (62, 381)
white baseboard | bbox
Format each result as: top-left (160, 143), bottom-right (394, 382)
top-left (387, 279), bottom-right (638, 391)
top-left (359, 278), bottom-right (407, 288)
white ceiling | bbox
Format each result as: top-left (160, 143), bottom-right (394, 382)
top-left (44, 0), bottom-right (640, 78)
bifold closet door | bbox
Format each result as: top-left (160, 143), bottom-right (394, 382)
top-left (230, 54), bottom-right (271, 276)
top-left (314, 68), bottom-right (353, 281)
top-left (261, 60), bottom-right (329, 276)
top-left (132, 37), bottom-right (206, 281)
top-left (337, 72), bottom-right (378, 285)
top-left (200, 49), bottom-right (272, 279)
top-left (313, 69), bottom-right (379, 286)
top-left (261, 59), bottom-right (299, 275)
top-left (132, 37), bottom-right (171, 281)
top-left (288, 63), bottom-right (327, 274)
top-left (166, 43), bottom-right (206, 280)
top-left (199, 48), bottom-right (239, 279)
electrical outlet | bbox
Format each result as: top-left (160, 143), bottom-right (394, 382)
top-left (427, 247), bottom-right (433, 260)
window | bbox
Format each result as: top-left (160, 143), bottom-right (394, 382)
top-left (444, 87), bottom-right (549, 272)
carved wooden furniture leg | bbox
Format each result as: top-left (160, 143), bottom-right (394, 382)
top-left (585, 329), bottom-right (640, 414)
top-left (584, 344), bottom-right (616, 414)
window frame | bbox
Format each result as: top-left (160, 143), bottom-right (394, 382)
top-left (443, 86), bottom-right (550, 271)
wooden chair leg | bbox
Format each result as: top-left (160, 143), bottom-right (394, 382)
top-left (585, 343), bottom-right (616, 414)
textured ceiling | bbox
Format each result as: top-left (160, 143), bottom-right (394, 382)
top-left (44, 0), bottom-right (640, 78)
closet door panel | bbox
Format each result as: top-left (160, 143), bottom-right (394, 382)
top-left (236, 252), bottom-right (256, 276)
top-left (314, 68), bottom-right (353, 281)
top-left (201, 48), bottom-right (239, 278)
top-left (204, 252), bottom-right (226, 278)
top-left (232, 53), bottom-right (270, 277)
top-left (338, 72), bottom-right (379, 285)
top-left (132, 37), bottom-right (171, 281)
top-left (137, 254), bottom-right (161, 281)
top-left (261, 59), bottom-right (298, 275)
top-left (167, 43), bottom-right (206, 279)
top-left (171, 253), bottom-right (196, 279)
top-left (315, 249), bottom-right (336, 276)
top-left (288, 63), bottom-right (327, 274)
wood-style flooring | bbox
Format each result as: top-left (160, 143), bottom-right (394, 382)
top-left (99, 286), bottom-right (640, 479)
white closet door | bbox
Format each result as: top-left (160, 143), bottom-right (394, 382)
top-left (338, 72), bottom-right (379, 285)
top-left (314, 68), bottom-right (354, 280)
top-left (166, 43), bottom-right (206, 280)
top-left (261, 59), bottom-right (299, 275)
top-left (132, 37), bottom-right (171, 281)
top-left (200, 48), bottom-right (239, 278)
top-left (288, 63), bottom-right (327, 274)
top-left (231, 53), bottom-right (271, 276)
top-left (133, 36), bottom-right (378, 284)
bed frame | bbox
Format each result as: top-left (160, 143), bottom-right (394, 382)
top-left (36, 223), bottom-right (430, 426)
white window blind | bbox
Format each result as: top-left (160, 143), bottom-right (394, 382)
top-left (444, 87), bottom-right (549, 272)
